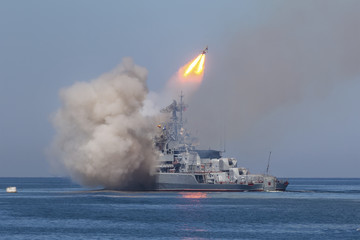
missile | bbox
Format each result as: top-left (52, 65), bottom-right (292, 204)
top-left (202, 46), bottom-right (208, 54)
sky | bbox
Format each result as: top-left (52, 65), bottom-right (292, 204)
top-left (0, 0), bottom-right (359, 178)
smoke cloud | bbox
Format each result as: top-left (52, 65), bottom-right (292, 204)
top-left (51, 58), bottom-right (158, 189)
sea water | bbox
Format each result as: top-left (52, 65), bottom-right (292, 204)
top-left (0, 178), bottom-right (359, 240)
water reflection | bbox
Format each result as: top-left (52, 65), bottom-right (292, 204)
top-left (179, 192), bottom-right (207, 199)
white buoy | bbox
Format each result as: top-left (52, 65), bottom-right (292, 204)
top-left (6, 187), bottom-right (17, 193)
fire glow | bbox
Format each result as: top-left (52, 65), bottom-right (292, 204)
top-left (180, 192), bottom-right (207, 199)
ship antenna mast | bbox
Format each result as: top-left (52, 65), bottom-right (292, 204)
top-left (178, 91), bottom-right (184, 144)
top-left (180, 91), bottom-right (184, 128)
top-left (223, 124), bottom-right (226, 153)
top-left (266, 151), bottom-right (272, 175)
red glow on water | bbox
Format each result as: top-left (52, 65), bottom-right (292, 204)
top-left (180, 192), bottom-right (207, 199)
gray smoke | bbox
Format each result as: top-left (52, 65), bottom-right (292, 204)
top-left (51, 58), bottom-right (158, 189)
top-left (187, 2), bottom-right (360, 165)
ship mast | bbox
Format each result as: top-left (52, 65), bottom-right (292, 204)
top-left (159, 93), bottom-right (188, 144)
top-left (179, 91), bottom-right (184, 136)
top-left (266, 151), bottom-right (272, 175)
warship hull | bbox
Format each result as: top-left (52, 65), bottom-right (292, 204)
top-left (156, 173), bottom-right (266, 192)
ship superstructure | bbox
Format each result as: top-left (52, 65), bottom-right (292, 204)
top-left (154, 95), bottom-right (288, 192)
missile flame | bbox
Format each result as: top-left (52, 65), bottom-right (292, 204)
top-left (166, 47), bottom-right (207, 99)
top-left (196, 54), bottom-right (205, 74)
top-left (183, 53), bottom-right (206, 77)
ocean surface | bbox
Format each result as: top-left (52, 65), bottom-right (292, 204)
top-left (0, 178), bottom-right (359, 240)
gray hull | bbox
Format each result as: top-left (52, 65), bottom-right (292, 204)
top-left (156, 173), bottom-right (264, 192)
top-left (276, 180), bottom-right (289, 191)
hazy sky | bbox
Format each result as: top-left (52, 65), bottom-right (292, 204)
top-left (1, 0), bottom-right (359, 178)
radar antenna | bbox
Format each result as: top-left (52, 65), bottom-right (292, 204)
top-left (160, 93), bottom-right (188, 141)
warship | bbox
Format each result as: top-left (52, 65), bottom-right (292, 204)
top-left (154, 95), bottom-right (288, 192)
